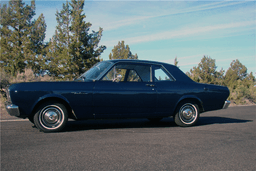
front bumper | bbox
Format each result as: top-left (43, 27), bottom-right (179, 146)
top-left (5, 103), bottom-right (21, 117)
top-left (223, 100), bottom-right (231, 109)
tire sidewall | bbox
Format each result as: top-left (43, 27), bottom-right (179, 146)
top-left (174, 101), bottom-right (200, 127)
top-left (34, 101), bottom-right (68, 133)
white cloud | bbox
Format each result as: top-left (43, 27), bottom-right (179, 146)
top-left (181, 1), bottom-right (247, 14)
top-left (89, 1), bottom-right (248, 32)
top-left (101, 20), bottom-right (255, 46)
top-left (102, 16), bottom-right (153, 31)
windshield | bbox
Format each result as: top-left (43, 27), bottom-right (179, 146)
top-left (77, 61), bottom-right (112, 81)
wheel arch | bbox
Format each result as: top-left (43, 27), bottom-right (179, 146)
top-left (30, 96), bottom-right (77, 120)
top-left (173, 96), bottom-right (204, 116)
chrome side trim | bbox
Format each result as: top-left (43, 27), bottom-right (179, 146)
top-left (6, 104), bottom-right (20, 116)
top-left (223, 100), bottom-right (231, 109)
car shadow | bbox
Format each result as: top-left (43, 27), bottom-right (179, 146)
top-left (65, 118), bottom-right (176, 132)
top-left (63, 116), bottom-right (252, 132)
top-left (198, 116), bottom-right (252, 126)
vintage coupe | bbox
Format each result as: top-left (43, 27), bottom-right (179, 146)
top-left (6, 60), bottom-right (230, 132)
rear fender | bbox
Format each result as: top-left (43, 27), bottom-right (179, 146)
top-left (174, 95), bottom-right (204, 114)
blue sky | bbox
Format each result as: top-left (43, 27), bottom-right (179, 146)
top-left (33, 0), bottom-right (255, 75)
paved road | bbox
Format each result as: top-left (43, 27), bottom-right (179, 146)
top-left (1, 106), bottom-right (256, 171)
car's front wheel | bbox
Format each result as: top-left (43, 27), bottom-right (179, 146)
top-left (34, 101), bottom-right (68, 133)
top-left (174, 102), bottom-right (199, 127)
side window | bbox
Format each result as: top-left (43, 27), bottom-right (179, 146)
top-left (102, 67), bottom-right (126, 81)
top-left (133, 65), bottom-right (151, 82)
top-left (127, 70), bottom-right (141, 82)
top-left (102, 63), bottom-right (151, 82)
top-left (154, 66), bottom-right (173, 82)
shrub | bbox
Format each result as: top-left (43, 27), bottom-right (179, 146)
top-left (0, 68), bottom-right (55, 104)
top-left (0, 68), bottom-right (10, 90)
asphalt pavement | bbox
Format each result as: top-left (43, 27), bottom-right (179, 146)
top-left (1, 106), bottom-right (256, 171)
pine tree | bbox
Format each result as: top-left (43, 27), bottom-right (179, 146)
top-left (187, 56), bottom-right (224, 85)
top-left (45, 1), bottom-right (71, 79)
top-left (109, 41), bottom-right (138, 60)
top-left (0, 0), bottom-right (46, 76)
top-left (224, 59), bottom-right (247, 89)
top-left (224, 60), bottom-right (256, 104)
top-left (174, 56), bottom-right (179, 67)
top-left (46, 0), bottom-right (106, 80)
top-left (29, 13), bottom-right (47, 75)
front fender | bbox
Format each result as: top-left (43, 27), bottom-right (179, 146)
top-left (30, 93), bottom-right (71, 115)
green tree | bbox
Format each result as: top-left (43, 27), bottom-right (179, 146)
top-left (224, 60), bottom-right (256, 104)
top-left (46, 0), bottom-right (106, 80)
top-left (29, 13), bottom-right (47, 75)
top-left (109, 41), bottom-right (138, 60)
top-left (108, 41), bottom-right (138, 80)
top-left (174, 56), bottom-right (179, 67)
top-left (45, 1), bottom-right (71, 79)
top-left (0, 0), bottom-right (46, 76)
top-left (229, 76), bottom-right (256, 105)
top-left (187, 56), bottom-right (224, 85)
top-left (224, 59), bottom-right (247, 89)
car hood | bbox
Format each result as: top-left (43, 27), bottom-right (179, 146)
top-left (8, 81), bottom-right (95, 92)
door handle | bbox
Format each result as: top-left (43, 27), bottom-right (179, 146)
top-left (146, 84), bottom-right (155, 87)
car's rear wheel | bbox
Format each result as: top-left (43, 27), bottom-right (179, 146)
top-left (34, 101), bottom-right (68, 133)
top-left (174, 102), bottom-right (199, 127)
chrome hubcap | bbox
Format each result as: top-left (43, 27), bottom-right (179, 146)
top-left (39, 105), bottom-right (64, 129)
top-left (179, 103), bottom-right (198, 124)
top-left (44, 111), bottom-right (59, 124)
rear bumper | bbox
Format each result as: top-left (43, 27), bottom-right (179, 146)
top-left (223, 100), bottom-right (231, 109)
top-left (5, 103), bottom-right (21, 117)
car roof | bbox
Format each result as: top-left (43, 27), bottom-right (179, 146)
top-left (108, 59), bottom-right (172, 66)
top-left (106, 59), bottom-right (193, 83)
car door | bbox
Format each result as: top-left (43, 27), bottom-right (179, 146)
top-left (93, 63), bottom-right (157, 119)
top-left (153, 65), bottom-right (181, 115)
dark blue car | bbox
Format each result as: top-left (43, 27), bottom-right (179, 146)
top-left (6, 60), bottom-right (230, 132)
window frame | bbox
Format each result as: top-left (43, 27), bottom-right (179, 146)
top-left (100, 62), bottom-right (153, 83)
top-left (152, 65), bottom-right (176, 82)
